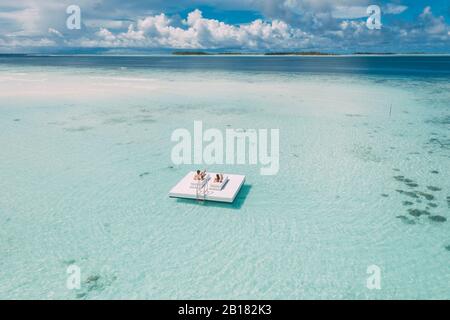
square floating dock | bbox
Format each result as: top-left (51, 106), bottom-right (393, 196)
top-left (169, 171), bottom-right (246, 203)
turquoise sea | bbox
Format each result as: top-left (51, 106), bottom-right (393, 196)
top-left (0, 55), bottom-right (449, 299)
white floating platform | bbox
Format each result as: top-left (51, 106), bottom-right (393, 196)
top-left (169, 171), bottom-right (246, 203)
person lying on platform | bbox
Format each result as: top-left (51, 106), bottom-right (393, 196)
top-left (194, 169), bottom-right (207, 180)
top-left (214, 173), bottom-right (224, 183)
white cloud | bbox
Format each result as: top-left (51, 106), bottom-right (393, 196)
top-left (384, 4), bottom-right (408, 15)
top-left (81, 9), bottom-right (313, 50)
top-left (0, 7), bottom-right (41, 36)
top-left (0, 37), bottom-right (55, 48)
top-left (97, 28), bottom-right (116, 41)
top-left (332, 6), bottom-right (368, 19)
top-left (85, 19), bottom-right (130, 30)
top-left (419, 6), bottom-right (448, 35)
top-left (48, 28), bottom-right (63, 37)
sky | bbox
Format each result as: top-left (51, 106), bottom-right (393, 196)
top-left (0, 0), bottom-right (449, 53)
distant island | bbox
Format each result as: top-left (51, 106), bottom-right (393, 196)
top-left (171, 51), bottom-right (431, 56)
top-left (264, 51), bottom-right (334, 56)
top-left (172, 51), bottom-right (336, 56)
top-left (172, 51), bottom-right (211, 55)
top-left (0, 53), bottom-right (29, 57)
top-left (353, 52), bottom-right (395, 55)
top-left (0, 51), bottom-right (438, 57)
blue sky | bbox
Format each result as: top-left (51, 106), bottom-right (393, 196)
top-left (0, 0), bottom-right (449, 53)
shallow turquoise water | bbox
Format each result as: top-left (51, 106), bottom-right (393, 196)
top-left (0, 58), bottom-right (450, 299)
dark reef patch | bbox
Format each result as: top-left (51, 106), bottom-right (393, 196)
top-left (428, 203), bottom-right (438, 208)
top-left (406, 182), bottom-right (419, 188)
top-left (396, 190), bottom-right (419, 199)
top-left (416, 191), bottom-right (434, 201)
top-left (427, 186), bottom-right (442, 192)
top-left (345, 113), bottom-right (364, 117)
top-left (115, 141), bottom-right (133, 146)
top-left (64, 126), bottom-right (94, 132)
top-left (137, 118), bottom-right (157, 124)
top-left (394, 176), bottom-right (419, 188)
top-left (427, 138), bottom-right (450, 149)
top-left (74, 270), bottom-right (117, 299)
top-left (402, 201), bottom-right (414, 206)
top-left (408, 208), bottom-right (430, 217)
top-left (103, 117), bottom-right (127, 125)
top-left (139, 108), bottom-right (151, 113)
top-left (85, 275), bottom-right (101, 290)
top-left (426, 115), bottom-right (450, 126)
top-left (429, 215), bottom-right (447, 223)
top-left (396, 215), bottom-right (416, 225)
top-left (62, 259), bottom-right (76, 266)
